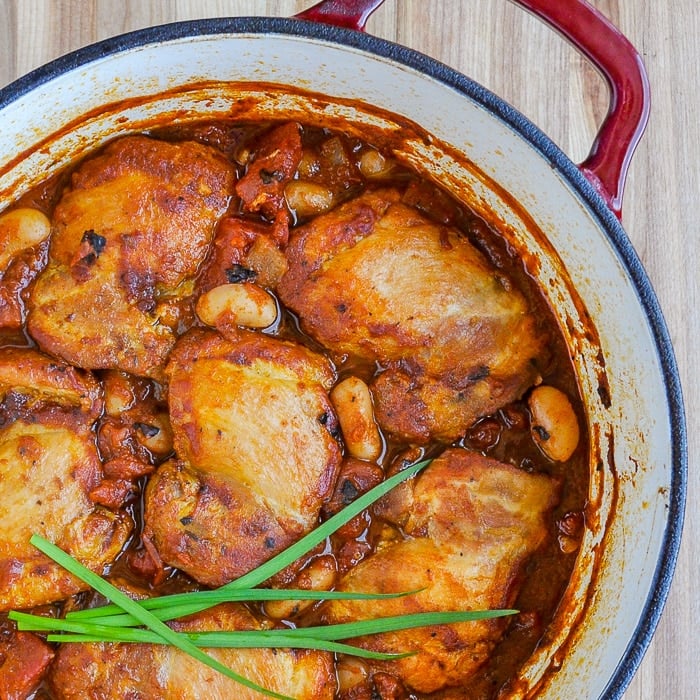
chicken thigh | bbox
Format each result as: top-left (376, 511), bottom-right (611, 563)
top-left (0, 347), bottom-right (132, 611)
top-left (49, 602), bottom-right (336, 699)
top-left (144, 329), bottom-right (342, 586)
top-left (323, 448), bottom-right (559, 694)
top-left (27, 135), bottom-right (235, 378)
top-left (277, 188), bottom-right (546, 443)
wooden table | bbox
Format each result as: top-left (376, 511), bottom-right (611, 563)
top-left (1, 2), bottom-right (696, 698)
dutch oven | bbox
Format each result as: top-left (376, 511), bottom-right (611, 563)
top-left (0, 0), bottom-right (687, 698)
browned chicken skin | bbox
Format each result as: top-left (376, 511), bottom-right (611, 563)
top-left (27, 135), bottom-right (235, 378)
top-left (0, 347), bottom-right (132, 611)
top-left (323, 448), bottom-right (559, 694)
top-left (144, 328), bottom-right (342, 586)
top-left (277, 188), bottom-right (546, 443)
top-left (49, 603), bottom-right (336, 699)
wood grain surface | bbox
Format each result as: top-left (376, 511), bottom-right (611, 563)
top-left (0, 2), bottom-right (696, 699)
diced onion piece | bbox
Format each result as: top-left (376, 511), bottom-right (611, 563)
top-left (103, 380), bottom-right (136, 417)
top-left (285, 180), bottom-right (334, 218)
top-left (245, 236), bottom-right (288, 288)
top-left (233, 144), bottom-right (251, 166)
top-left (195, 282), bottom-right (278, 329)
top-left (297, 148), bottom-right (320, 179)
top-left (154, 299), bottom-right (185, 332)
top-left (331, 376), bottom-right (383, 462)
top-left (528, 385), bottom-right (580, 462)
top-left (320, 136), bottom-right (350, 167)
top-left (0, 207), bottom-right (51, 269)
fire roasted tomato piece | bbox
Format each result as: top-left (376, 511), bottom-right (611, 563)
top-left (0, 626), bottom-right (54, 700)
top-left (0, 246), bottom-right (47, 335)
top-left (98, 370), bottom-right (173, 472)
top-left (235, 121), bottom-right (303, 220)
top-left (197, 214), bottom-right (289, 294)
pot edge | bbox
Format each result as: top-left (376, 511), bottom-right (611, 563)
top-left (0, 15), bottom-right (688, 700)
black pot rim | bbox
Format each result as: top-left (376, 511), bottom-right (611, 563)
top-left (0, 16), bottom-right (688, 700)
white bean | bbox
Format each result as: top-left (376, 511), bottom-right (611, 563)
top-left (195, 282), bottom-right (277, 329)
top-left (558, 534), bottom-right (580, 554)
top-left (0, 207), bottom-right (51, 269)
top-left (284, 180), bottom-right (334, 218)
top-left (336, 657), bottom-right (369, 692)
top-left (330, 376), bottom-right (383, 462)
top-left (264, 555), bottom-right (337, 620)
top-left (135, 412), bottom-right (174, 458)
top-left (528, 385), bottom-right (580, 462)
top-left (358, 148), bottom-right (394, 178)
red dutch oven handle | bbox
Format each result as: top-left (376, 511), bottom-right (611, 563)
top-left (296, 0), bottom-right (650, 220)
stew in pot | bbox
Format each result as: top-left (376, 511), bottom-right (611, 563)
top-left (0, 119), bottom-right (587, 699)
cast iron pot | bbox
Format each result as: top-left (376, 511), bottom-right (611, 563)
top-left (0, 1), bottom-right (687, 698)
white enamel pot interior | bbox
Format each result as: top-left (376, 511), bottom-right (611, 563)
top-left (0, 16), bottom-right (686, 700)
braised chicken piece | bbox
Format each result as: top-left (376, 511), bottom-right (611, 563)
top-left (144, 328), bottom-right (342, 586)
top-left (48, 603), bottom-right (336, 699)
top-left (27, 135), bottom-right (235, 378)
top-left (277, 188), bottom-right (546, 443)
top-left (0, 347), bottom-right (132, 611)
top-left (323, 448), bottom-right (559, 695)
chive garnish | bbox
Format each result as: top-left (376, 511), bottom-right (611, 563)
top-left (68, 458), bottom-right (433, 625)
top-left (23, 535), bottom-right (295, 700)
top-left (10, 610), bottom-right (415, 661)
top-left (66, 587), bottom-right (425, 627)
top-left (9, 458), bottom-right (518, 699)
